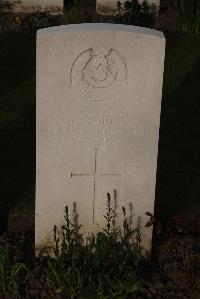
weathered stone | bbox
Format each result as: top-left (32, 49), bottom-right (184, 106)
top-left (13, 0), bottom-right (63, 14)
top-left (36, 23), bottom-right (165, 256)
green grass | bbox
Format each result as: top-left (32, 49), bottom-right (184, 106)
top-left (0, 30), bottom-right (200, 222)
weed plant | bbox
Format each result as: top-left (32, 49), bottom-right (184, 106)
top-left (177, 0), bottom-right (200, 34)
top-left (46, 193), bottom-right (144, 298)
top-left (0, 248), bottom-right (28, 298)
top-left (63, 0), bottom-right (93, 25)
top-left (116, 0), bottom-right (156, 27)
top-left (64, 6), bottom-right (83, 24)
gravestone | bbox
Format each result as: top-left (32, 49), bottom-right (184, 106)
top-left (36, 23), bottom-right (165, 255)
top-left (96, 0), bottom-right (160, 15)
top-left (13, 0), bottom-right (63, 14)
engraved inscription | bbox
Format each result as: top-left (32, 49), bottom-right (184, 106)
top-left (41, 108), bottom-right (159, 143)
top-left (70, 48), bottom-right (127, 88)
top-left (71, 148), bottom-right (122, 222)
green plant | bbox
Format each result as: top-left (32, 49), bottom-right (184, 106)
top-left (0, 248), bottom-right (28, 298)
top-left (46, 192), bottom-right (144, 298)
top-left (64, 0), bottom-right (82, 23)
top-left (73, 0), bottom-right (80, 8)
top-left (117, 0), bottom-right (142, 17)
top-left (27, 12), bottom-right (49, 30)
top-left (115, 0), bottom-right (155, 27)
top-left (116, 1), bottom-right (123, 16)
top-left (64, 4), bottom-right (89, 24)
top-left (177, 0), bottom-right (200, 34)
top-left (160, 0), bottom-right (177, 10)
top-left (64, 0), bottom-right (80, 9)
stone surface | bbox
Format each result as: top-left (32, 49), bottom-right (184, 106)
top-left (96, 0), bottom-right (160, 15)
top-left (36, 23), bottom-right (165, 255)
top-left (13, 0), bottom-right (63, 14)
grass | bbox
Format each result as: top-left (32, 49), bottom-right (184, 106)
top-left (0, 30), bottom-right (200, 223)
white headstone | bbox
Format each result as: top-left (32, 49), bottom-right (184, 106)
top-left (36, 23), bottom-right (165, 255)
top-left (13, 0), bottom-right (63, 14)
top-left (96, 0), bottom-right (160, 15)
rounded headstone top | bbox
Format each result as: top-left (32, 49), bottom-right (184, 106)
top-left (37, 23), bottom-right (165, 39)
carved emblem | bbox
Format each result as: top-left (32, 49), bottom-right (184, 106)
top-left (70, 48), bottom-right (127, 88)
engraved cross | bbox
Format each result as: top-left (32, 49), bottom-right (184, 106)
top-left (71, 148), bottom-right (122, 222)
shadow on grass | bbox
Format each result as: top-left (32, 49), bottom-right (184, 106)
top-left (0, 32), bottom-right (36, 233)
top-left (155, 57), bottom-right (200, 219)
top-left (0, 78), bottom-right (35, 234)
top-left (0, 31), bottom-right (35, 97)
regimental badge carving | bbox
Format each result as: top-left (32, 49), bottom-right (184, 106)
top-left (70, 48), bottom-right (127, 88)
